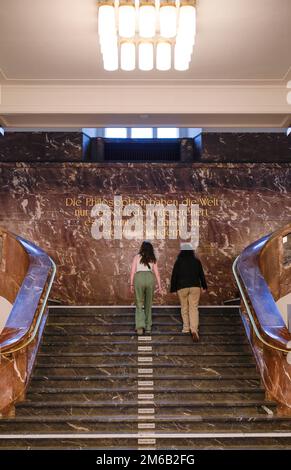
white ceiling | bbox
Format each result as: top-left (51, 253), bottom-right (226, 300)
top-left (0, 0), bottom-right (290, 127)
top-left (0, 0), bottom-right (290, 82)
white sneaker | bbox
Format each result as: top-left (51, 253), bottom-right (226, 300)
top-left (182, 328), bottom-right (190, 333)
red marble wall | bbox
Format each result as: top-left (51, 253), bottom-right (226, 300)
top-left (0, 161), bottom-right (290, 305)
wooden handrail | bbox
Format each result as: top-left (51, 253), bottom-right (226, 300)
top-left (234, 234), bottom-right (291, 353)
top-left (233, 222), bottom-right (291, 414)
top-left (0, 228), bottom-right (56, 416)
top-left (0, 234), bottom-right (55, 354)
top-left (259, 223), bottom-right (291, 302)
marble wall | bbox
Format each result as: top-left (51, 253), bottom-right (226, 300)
top-left (1, 131), bottom-right (290, 163)
top-left (0, 161), bottom-right (290, 305)
top-left (0, 132), bottom-right (82, 162)
top-left (199, 133), bottom-right (291, 163)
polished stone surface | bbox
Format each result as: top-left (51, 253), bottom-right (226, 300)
top-left (199, 133), bottom-right (291, 163)
top-left (0, 228), bottom-right (53, 416)
top-left (0, 306), bottom-right (291, 449)
top-left (236, 224), bottom-right (291, 413)
top-left (0, 162), bottom-right (290, 305)
top-left (0, 132), bottom-right (82, 162)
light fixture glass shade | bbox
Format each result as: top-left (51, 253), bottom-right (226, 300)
top-left (98, 4), bottom-right (116, 38)
top-left (156, 42), bottom-right (171, 71)
top-left (100, 33), bottom-right (117, 54)
top-left (139, 5), bottom-right (156, 38)
top-left (139, 42), bottom-right (154, 70)
top-left (160, 5), bottom-right (177, 38)
top-left (174, 43), bottom-right (190, 71)
top-left (176, 33), bottom-right (193, 59)
top-left (103, 49), bottom-right (118, 71)
top-left (178, 5), bottom-right (196, 43)
top-left (98, 0), bottom-right (197, 71)
top-left (101, 31), bottom-right (118, 71)
top-left (121, 42), bottom-right (136, 71)
top-left (119, 5), bottom-right (136, 38)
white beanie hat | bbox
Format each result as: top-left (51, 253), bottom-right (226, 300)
top-left (180, 242), bottom-right (193, 251)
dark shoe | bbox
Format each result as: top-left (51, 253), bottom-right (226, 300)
top-left (191, 331), bottom-right (199, 342)
top-left (137, 328), bottom-right (144, 336)
top-left (145, 329), bottom-right (151, 335)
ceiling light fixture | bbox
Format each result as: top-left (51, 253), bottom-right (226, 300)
top-left (121, 41), bottom-right (136, 70)
top-left (119, 0), bottom-right (136, 38)
top-left (97, 0), bottom-right (197, 72)
top-left (139, 42), bottom-right (154, 71)
top-left (139, 0), bottom-right (156, 38)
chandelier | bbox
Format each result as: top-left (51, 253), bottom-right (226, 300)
top-left (97, 0), bottom-right (197, 72)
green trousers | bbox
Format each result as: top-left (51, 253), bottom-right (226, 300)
top-left (134, 271), bottom-right (155, 330)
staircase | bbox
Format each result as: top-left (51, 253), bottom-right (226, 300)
top-left (1, 305), bottom-right (291, 450)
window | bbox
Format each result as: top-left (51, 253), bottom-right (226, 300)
top-left (105, 128), bottom-right (127, 138)
top-left (131, 128), bottom-right (153, 139)
top-left (103, 127), bottom-right (181, 139)
top-left (157, 128), bottom-right (179, 138)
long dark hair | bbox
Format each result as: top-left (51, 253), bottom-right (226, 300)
top-left (139, 241), bottom-right (156, 266)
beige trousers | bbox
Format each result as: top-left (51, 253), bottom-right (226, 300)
top-left (177, 287), bottom-right (201, 333)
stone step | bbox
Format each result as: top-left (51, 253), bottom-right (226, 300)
top-left (48, 307), bottom-right (240, 316)
top-left (37, 350), bottom-right (253, 357)
top-left (46, 315), bottom-right (241, 324)
top-left (6, 304), bottom-right (289, 450)
top-left (46, 318), bottom-right (242, 326)
top-left (28, 383), bottom-right (264, 393)
top-left (26, 390), bottom-right (266, 403)
top-left (32, 373), bottom-right (260, 382)
top-left (39, 343), bottom-right (251, 354)
top-left (44, 325), bottom-right (244, 335)
top-left (41, 335), bottom-right (248, 345)
top-left (15, 405), bottom-right (274, 420)
top-left (47, 309), bottom-right (239, 315)
top-left (29, 377), bottom-right (262, 391)
top-left (18, 397), bottom-right (274, 413)
top-left (1, 415), bottom-right (291, 434)
top-left (33, 365), bottom-right (260, 379)
top-left (1, 436), bottom-right (290, 450)
top-left (150, 419), bottom-right (291, 433)
top-left (35, 353), bottom-right (255, 367)
top-left (42, 331), bottom-right (248, 344)
top-left (155, 436), bottom-right (291, 450)
top-left (0, 437), bottom-right (137, 450)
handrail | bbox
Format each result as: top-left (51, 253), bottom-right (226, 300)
top-left (0, 232), bottom-right (55, 354)
top-left (233, 224), bottom-right (291, 413)
top-left (233, 256), bottom-right (291, 356)
top-left (2, 256), bottom-right (56, 355)
top-left (233, 230), bottom-right (291, 357)
top-left (0, 229), bottom-right (56, 416)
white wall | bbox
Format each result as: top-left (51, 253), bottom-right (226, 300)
top-left (0, 296), bottom-right (13, 333)
top-left (276, 293), bottom-right (291, 328)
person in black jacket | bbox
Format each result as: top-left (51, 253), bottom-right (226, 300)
top-left (170, 242), bottom-right (207, 342)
